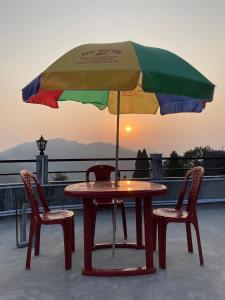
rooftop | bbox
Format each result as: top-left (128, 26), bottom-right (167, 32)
top-left (1, 204), bottom-right (225, 300)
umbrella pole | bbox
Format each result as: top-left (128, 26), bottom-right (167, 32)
top-left (115, 90), bottom-right (120, 185)
top-left (112, 91), bottom-right (120, 256)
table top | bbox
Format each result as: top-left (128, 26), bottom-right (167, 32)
top-left (64, 180), bottom-right (167, 198)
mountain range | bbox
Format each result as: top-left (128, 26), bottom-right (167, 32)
top-left (0, 139), bottom-right (137, 183)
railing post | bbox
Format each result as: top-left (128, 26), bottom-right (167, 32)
top-left (15, 188), bottom-right (28, 248)
top-left (36, 155), bottom-right (48, 184)
top-left (150, 154), bottom-right (162, 180)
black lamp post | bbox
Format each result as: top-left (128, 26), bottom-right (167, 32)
top-left (36, 135), bottom-right (48, 155)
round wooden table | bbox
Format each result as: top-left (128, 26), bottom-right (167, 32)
top-left (65, 180), bottom-right (167, 276)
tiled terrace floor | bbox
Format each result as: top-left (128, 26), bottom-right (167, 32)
top-left (0, 204), bottom-right (225, 300)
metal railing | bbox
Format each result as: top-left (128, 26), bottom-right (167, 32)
top-left (1, 156), bottom-right (225, 179)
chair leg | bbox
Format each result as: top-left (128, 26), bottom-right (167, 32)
top-left (193, 219), bottom-right (204, 266)
top-left (120, 202), bottom-right (128, 240)
top-left (152, 215), bottom-right (157, 251)
top-left (71, 216), bottom-right (75, 253)
top-left (34, 224), bottom-right (41, 256)
top-left (158, 218), bottom-right (167, 269)
top-left (62, 220), bottom-right (72, 270)
top-left (26, 218), bottom-right (35, 269)
top-left (185, 222), bottom-right (193, 253)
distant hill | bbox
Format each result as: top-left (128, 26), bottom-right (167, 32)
top-left (0, 139), bottom-right (137, 183)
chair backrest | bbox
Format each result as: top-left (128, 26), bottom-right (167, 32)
top-left (86, 165), bottom-right (120, 182)
top-left (20, 170), bottom-right (50, 220)
top-left (175, 166), bottom-right (204, 214)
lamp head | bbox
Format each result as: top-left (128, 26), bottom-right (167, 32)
top-left (36, 135), bottom-right (47, 155)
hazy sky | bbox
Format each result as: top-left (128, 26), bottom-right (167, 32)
top-left (0, 0), bottom-right (225, 156)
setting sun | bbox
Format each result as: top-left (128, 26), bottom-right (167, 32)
top-left (125, 126), bottom-right (132, 133)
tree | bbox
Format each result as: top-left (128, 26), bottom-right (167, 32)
top-left (163, 151), bottom-right (185, 177)
top-left (164, 146), bottom-right (225, 177)
top-left (52, 172), bottom-right (68, 181)
top-left (183, 146), bottom-right (225, 176)
top-left (141, 149), bottom-right (150, 177)
top-left (182, 146), bottom-right (213, 169)
top-left (132, 149), bottom-right (150, 178)
top-left (132, 150), bottom-right (142, 178)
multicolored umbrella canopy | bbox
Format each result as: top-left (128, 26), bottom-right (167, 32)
top-left (22, 41), bottom-right (215, 115)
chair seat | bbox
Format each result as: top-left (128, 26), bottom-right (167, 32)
top-left (40, 210), bottom-right (74, 222)
top-left (153, 208), bottom-right (188, 219)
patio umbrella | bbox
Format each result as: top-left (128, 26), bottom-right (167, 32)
top-left (22, 41), bottom-right (215, 175)
top-left (22, 41), bottom-right (215, 252)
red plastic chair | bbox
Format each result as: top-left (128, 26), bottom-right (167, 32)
top-left (86, 165), bottom-right (127, 240)
top-left (153, 166), bottom-right (204, 269)
top-left (20, 170), bottom-right (75, 270)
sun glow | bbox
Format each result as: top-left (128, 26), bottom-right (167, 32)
top-left (125, 126), bottom-right (132, 133)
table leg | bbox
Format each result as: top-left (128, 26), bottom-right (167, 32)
top-left (82, 198), bottom-right (94, 274)
top-left (143, 196), bottom-right (156, 272)
top-left (82, 195), bottom-right (155, 276)
top-left (135, 197), bottom-right (144, 249)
